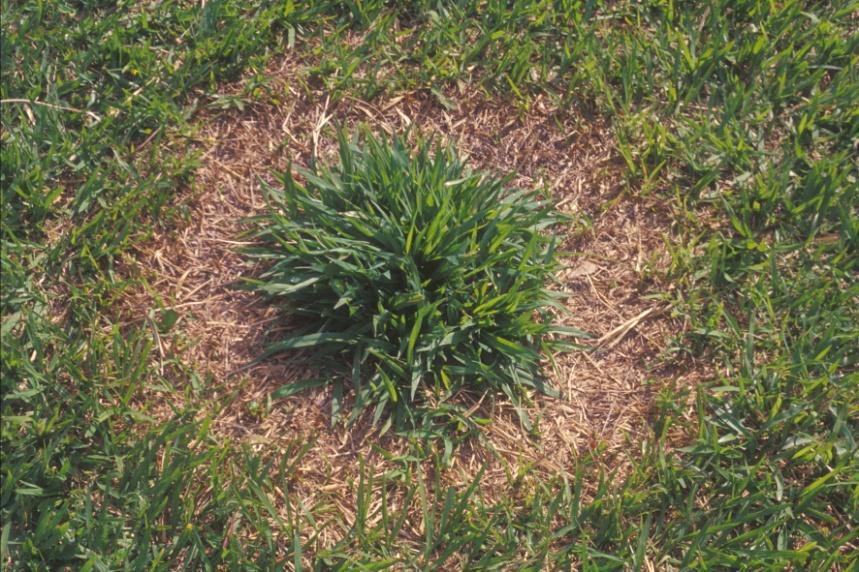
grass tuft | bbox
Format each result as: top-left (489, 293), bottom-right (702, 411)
top-left (246, 131), bottom-right (582, 431)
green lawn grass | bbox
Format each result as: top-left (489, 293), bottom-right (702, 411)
top-left (2, 0), bottom-right (857, 569)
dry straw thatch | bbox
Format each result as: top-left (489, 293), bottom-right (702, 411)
top-left (116, 55), bottom-right (707, 551)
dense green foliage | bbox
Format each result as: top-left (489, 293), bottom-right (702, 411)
top-left (1, 0), bottom-right (856, 569)
top-left (248, 133), bottom-right (576, 430)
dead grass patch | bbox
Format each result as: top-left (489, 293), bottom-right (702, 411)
top-left (116, 55), bottom-right (708, 552)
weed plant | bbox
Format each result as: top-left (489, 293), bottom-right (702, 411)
top-left (246, 132), bottom-right (581, 431)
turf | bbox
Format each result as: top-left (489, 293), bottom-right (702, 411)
top-left (1, 0), bottom-right (857, 570)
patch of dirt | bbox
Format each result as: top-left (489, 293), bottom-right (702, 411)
top-left (117, 55), bottom-right (708, 552)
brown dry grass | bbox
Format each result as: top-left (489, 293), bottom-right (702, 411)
top-left (116, 56), bottom-right (707, 554)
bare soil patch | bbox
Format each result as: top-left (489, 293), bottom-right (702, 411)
top-left (117, 56), bottom-right (706, 549)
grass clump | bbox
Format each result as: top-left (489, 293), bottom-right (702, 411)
top-left (247, 132), bottom-right (578, 430)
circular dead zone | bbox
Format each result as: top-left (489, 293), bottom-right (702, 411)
top-left (117, 57), bottom-right (705, 552)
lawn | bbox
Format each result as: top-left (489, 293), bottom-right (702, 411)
top-left (1, 0), bottom-right (857, 570)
